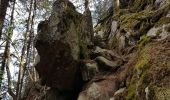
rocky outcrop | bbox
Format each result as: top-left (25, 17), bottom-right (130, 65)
top-left (25, 0), bottom-right (170, 100)
top-left (35, 0), bottom-right (82, 91)
top-left (29, 0), bottom-right (85, 99)
top-left (89, 0), bottom-right (170, 100)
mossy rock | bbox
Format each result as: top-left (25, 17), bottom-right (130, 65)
top-left (126, 39), bottom-right (170, 99)
top-left (150, 86), bottom-right (170, 100)
top-left (117, 3), bottom-right (170, 37)
top-left (79, 41), bottom-right (89, 59)
top-left (112, 9), bottom-right (130, 20)
top-left (137, 35), bottom-right (152, 49)
top-left (130, 0), bottom-right (155, 12)
top-left (155, 17), bottom-right (170, 27)
top-left (118, 8), bottom-right (152, 36)
top-left (126, 75), bottom-right (137, 100)
top-left (126, 51), bottom-right (150, 100)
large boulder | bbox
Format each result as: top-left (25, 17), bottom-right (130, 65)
top-left (35, 0), bottom-right (82, 92)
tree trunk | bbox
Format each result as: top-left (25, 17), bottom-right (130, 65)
top-left (0, 0), bottom-right (10, 39)
top-left (113, 0), bottom-right (119, 13)
top-left (16, 0), bottom-right (34, 99)
top-left (19, 0), bottom-right (36, 97)
top-left (6, 44), bottom-right (16, 99)
top-left (85, 0), bottom-right (89, 9)
top-left (0, 0), bottom-right (16, 90)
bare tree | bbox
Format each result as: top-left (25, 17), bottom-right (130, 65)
top-left (0, 0), bottom-right (18, 99)
top-left (16, 0), bottom-right (34, 99)
top-left (0, 0), bottom-right (16, 90)
top-left (18, 0), bottom-right (37, 97)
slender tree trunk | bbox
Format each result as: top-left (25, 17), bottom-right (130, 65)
top-left (0, 0), bottom-right (16, 89)
top-left (113, 0), bottom-right (119, 13)
top-left (31, 0), bottom-right (38, 82)
top-left (6, 0), bottom-right (16, 100)
top-left (16, 0), bottom-right (34, 99)
top-left (19, 0), bottom-right (36, 96)
top-left (6, 43), bottom-right (16, 99)
top-left (0, 0), bottom-right (10, 39)
top-left (85, 0), bottom-right (89, 9)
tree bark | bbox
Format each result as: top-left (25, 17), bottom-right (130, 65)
top-left (19, 0), bottom-right (36, 97)
top-left (85, 0), bottom-right (89, 9)
top-left (0, 0), bottom-right (16, 90)
top-left (0, 0), bottom-right (10, 39)
top-left (6, 47), bottom-right (17, 99)
top-left (113, 0), bottom-right (119, 13)
top-left (16, 0), bottom-right (34, 99)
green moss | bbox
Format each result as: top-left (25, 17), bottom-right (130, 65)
top-left (126, 31), bottom-right (170, 99)
top-left (130, 0), bottom-right (155, 12)
top-left (141, 70), bottom-right (151, 84)
top-left (120, 9), bottom-right (149, 21)
top-left (126, 44), bottom-right (152, 100)
top-left (117, 3), bottom-right (170, 37)
top-left (100, 10), bottom-right (111, 21)
top-left (126, 75), bottom-right (137, 100)
top-left (137, 35), bottom-right (152, 48)
top-left (128, 45), bottom-right (151, 100)
top-left (152, 86), bottom-right (170, 100)
top-left (113, 9), bottom-right (129, 20)
top-left (155, 17), bottom-right (170, 27)
top-left (135, 57), bottom-right (149, 71)
top-left (135, 45), bottom-right (151, 80)
top-left (137, 71), bottom-right (151, 98)
top-left (79, 40), bottom-right (89, 59)
top-left (119, 8), bottom-right (152, 34)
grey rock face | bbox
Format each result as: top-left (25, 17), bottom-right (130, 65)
top-left (78, 83), bottom-right (110, 100)
top-left (147, 23), bottom-right (170, 41)
top-left (35, 0), bottom-right (82, 92)
top-left (80, 7), bottom-right (94, 45)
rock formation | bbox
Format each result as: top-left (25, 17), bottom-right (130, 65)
top-left (27, 0), bottom-right (84, 99)
top-left (25, 0), bottom-right (170, 100)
